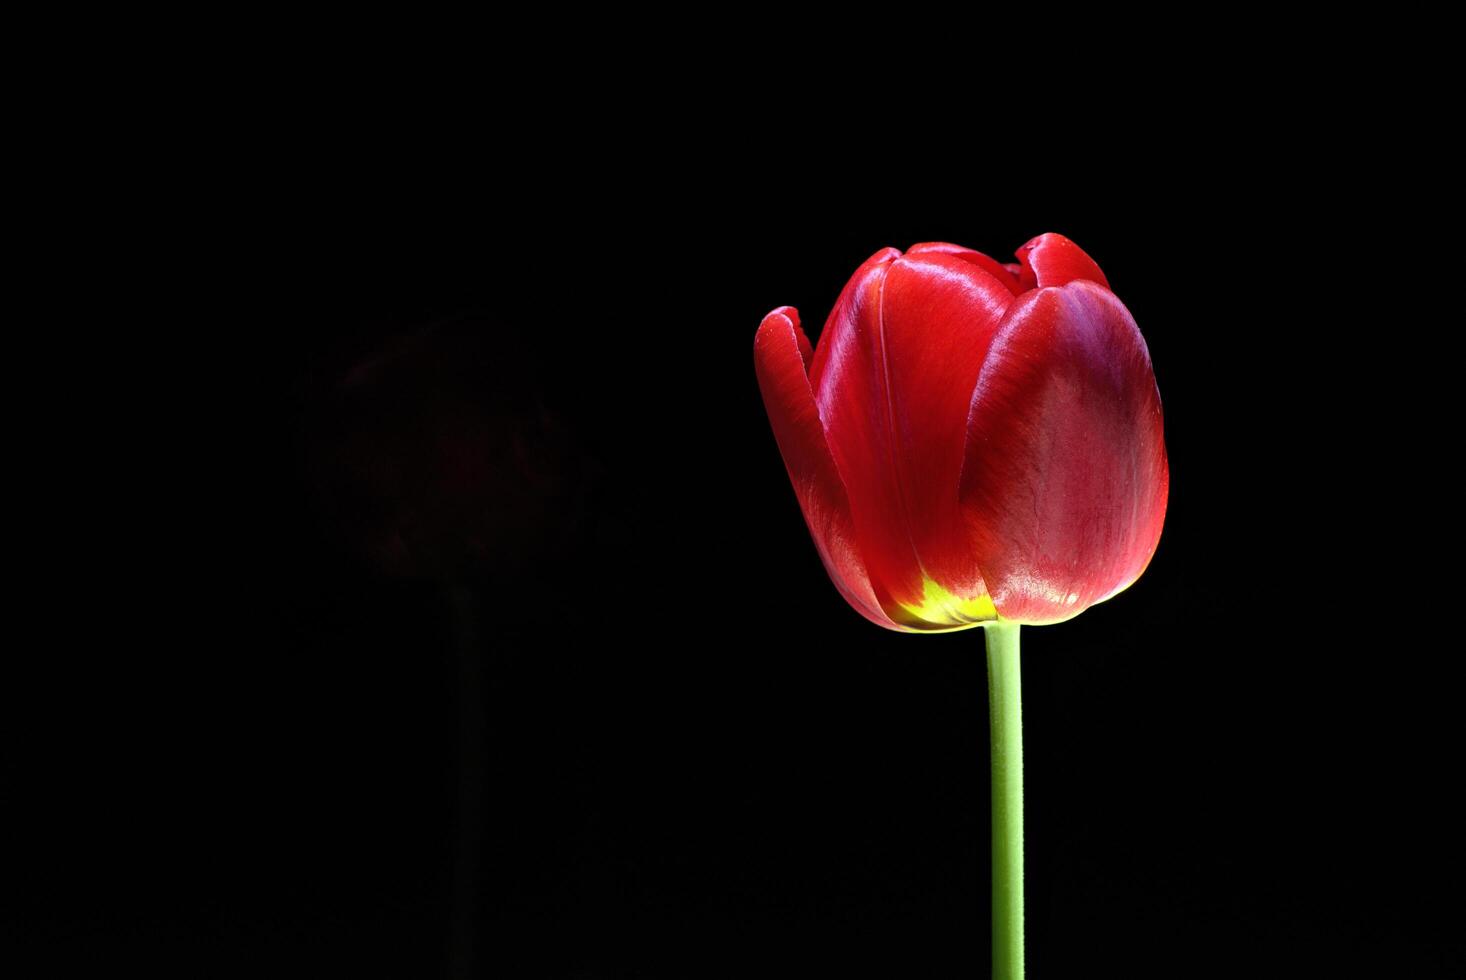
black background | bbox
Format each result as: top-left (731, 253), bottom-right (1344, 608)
top-left (10, 135), bottom-right (1459, 978)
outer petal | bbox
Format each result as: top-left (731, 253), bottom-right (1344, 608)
top-left (754, 306), bottom-right (905, 631)
top-left (959, 281), bottom-right (1168, 625)
top-left (808, 248), bottom-right (900, 400)
top-left (1015, 233), bottom-right (1111, 292)
top-left (811, 248), bottom-right (1016, 627)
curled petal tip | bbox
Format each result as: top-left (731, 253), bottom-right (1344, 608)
top-left (756, 306), bottom-right (811, 372)
top-left (1015, 232), bottom-right (1111, 292)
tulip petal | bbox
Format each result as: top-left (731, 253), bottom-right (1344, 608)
top-left (908, 241), bottom-right (1023, 295)
top-left (754, 306), bottom-right (905, 631)
top-left (811, 248), bottom-right (1016, 625)
top-left (959, 281), bottom-right (1168, 624)
top-left (808, 248), bottom-right (901, 402)
top-left (1015, 233), bottom-right (1111, 292)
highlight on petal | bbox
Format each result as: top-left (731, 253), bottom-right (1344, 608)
top-left (907, 241), bottom-right (1023, 295)
top-left (753, 306), bottom-right (905, 631)
top-left (808, 248), bottom-right (900, 404)
top-left (808, 247), bottom-right (1016, 624)
top-left (1014, 233), bottom-right (1111, 292)
top-left (958, 280), bottom-right (1168, 625)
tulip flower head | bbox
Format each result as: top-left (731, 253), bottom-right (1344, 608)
top-left (754, 234), bottom-right (1168, 632)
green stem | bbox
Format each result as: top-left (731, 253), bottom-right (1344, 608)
top-left (986, 622), bottom-right (1023, 980)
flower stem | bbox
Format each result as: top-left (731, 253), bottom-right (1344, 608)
top-left (448, 584), bottom-right (482, 980)
top-left (985, 622), bottom-right (1023, 980)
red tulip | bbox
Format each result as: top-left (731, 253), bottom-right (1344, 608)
top-left (754, 234), bottom-right (1168, 631)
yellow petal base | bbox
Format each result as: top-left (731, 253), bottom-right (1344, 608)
top-left (892, 576), bottom-right (1001, 632)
